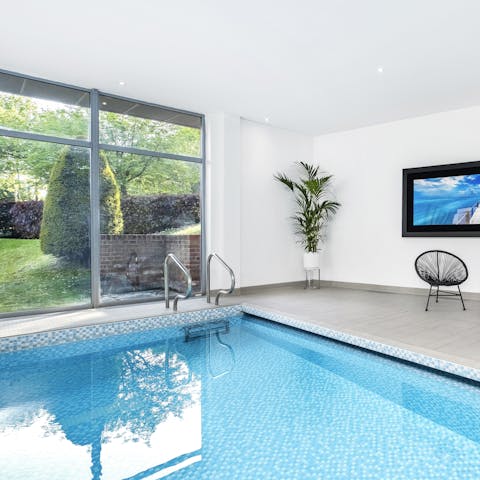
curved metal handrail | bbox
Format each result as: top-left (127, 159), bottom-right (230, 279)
top-left (206, 253), bottom-right (235, 305)
top-left (164, 253), bottom-right (192, 311)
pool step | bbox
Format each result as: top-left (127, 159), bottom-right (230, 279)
top-left (184, 320), bottom-right (230, 341)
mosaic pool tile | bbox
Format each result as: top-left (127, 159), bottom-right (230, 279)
top-left (2, 301), bottom-right (480, 385)
top-left (242, 303), bottom-right (480, 384)
top-left (3, 314), bottom-right (480, 479)
top-left (0, 305), bottom-right (242, 353)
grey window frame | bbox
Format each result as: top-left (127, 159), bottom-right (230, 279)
top-left (0, 68), bottom-right (206, 318)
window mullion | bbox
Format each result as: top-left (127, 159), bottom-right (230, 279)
top-left (90, 90), bottom-right (101, 307)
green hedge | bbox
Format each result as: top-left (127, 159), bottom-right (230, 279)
top-left (40, 147), bottom-right (123, 265)
top-left (1, 193), bottom-right (199, 239)
top-left (0, 201), bottom-right (15, 237)
top-left (121, 194), bottom-right (200, 234)
top-left (100, 155), bottom-right (124, 235)
top-left (11, 200), bottom-right (43, 239)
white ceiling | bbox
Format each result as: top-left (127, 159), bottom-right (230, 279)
top-left (2, 0), bottom-right (480, 135)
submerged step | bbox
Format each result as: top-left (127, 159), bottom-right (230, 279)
top-left (184, 319), bottom-right (230, 341)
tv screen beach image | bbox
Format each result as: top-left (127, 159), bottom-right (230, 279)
top-left (413, 174), bottom-right (480, 226)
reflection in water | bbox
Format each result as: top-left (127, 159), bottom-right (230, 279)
top-left (207, 332), bottom-right (236, 379)
top-left (0, 408), bottom-right (91, 480)
top-left (0, 328), bottom-right (236, 480)
top-left (4, 317), bottom-right (480, 478)
top-left (165, 340), bottom-right (192, 390)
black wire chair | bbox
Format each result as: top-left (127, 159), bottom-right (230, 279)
top-left (415, 250), bottom-right (468, 311)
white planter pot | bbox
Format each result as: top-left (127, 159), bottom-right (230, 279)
top-left (303, 252), bottom-right (320, 270)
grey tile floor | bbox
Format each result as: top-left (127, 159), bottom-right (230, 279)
top-left (224, 285), bottom-right (480, 370)
top-left (1, 284), bottom-right (479, 370)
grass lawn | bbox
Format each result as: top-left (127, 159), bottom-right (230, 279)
top-left (0, 238), bottom-right (90, 313)
top-left (164, 223), bottom-right (201, 235)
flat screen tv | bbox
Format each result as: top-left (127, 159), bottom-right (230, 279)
top-left (403, 161), bottom-right (480, 237)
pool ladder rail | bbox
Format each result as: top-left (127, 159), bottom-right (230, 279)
top-left (164, 252), bottom-right (236, 311)
top-left (164, 253), bottom-right (193, 312)
top-left (206, 253), bottom-right (236, 305)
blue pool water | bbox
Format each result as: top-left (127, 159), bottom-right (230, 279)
top-left (1, 314), bottom-right (480, 479)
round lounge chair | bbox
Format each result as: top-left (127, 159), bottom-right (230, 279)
top-left (415, 250), bottom-right (468, 311)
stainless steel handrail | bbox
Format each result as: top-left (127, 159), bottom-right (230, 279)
top-left (206, 253), bottom-right (235, 305)
top-left (164, 253), bottom-right (193, 311)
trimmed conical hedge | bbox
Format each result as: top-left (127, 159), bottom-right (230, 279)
top-left (100, 154), bottom-right (123, 235)
top-left (40, 147), bottom-right (123, 265)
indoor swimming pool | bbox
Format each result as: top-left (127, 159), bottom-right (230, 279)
top-left (1, 312), bottom-right (480, 479)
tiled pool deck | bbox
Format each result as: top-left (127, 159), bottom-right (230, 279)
top-left (1, 285), bottom-right (480, 382)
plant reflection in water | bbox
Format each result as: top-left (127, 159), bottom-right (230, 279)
top-left (0, 321), bottom-right (236, 480)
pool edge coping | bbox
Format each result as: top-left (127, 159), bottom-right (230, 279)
top-left (241, 303), bottom-right (480, 384)
top-left (2, 302), bottom-right (480, 384)
top-left (0, 305), bottom-right (243, 353)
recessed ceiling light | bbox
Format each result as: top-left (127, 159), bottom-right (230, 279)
top-left (119, 81), bottom-right (126, 86)
top-left (265, 117), bottom-right (270, 123)
top-left (377, 66), bottom-right (384, 73)
top-left (101, 101), bottom-right (107, 106)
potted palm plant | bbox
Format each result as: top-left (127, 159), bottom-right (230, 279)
top-left (274, 162), bottom-right (340, 269)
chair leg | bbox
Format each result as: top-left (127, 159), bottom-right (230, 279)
top-left (436, 286), bottom-right (439, 303)
top-left (425, 285), bottom-right (432, 311)
top-left (458, 285), bottom-right (466, 310)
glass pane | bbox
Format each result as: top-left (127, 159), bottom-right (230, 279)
top-left (99, 150), bottom-right (201, 302)
top-left (0, 72), bottom-right (90, 140)
top-left (99, 95), bottom-right (201, 157)
top-left (0, 137), bottom-right (91, 313)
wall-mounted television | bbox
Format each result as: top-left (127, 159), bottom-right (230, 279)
top-left (403, 161), bottom-right (480, 237)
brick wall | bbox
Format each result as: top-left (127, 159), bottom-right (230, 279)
top-left (100, 234), bottom-right (201, 294)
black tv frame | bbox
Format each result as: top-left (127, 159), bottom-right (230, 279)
top-left (402, 160), bottom-right (480, 237)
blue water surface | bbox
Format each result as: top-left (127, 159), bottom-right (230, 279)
top-left (413, 173), bottom-right (480, 225)
top-left (1, 314), bottom-right (480, 479)
top-left (413, 195), bottom-right (479, 225)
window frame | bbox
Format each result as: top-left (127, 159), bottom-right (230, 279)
top-left (0, 69), bottom-right (206, 318)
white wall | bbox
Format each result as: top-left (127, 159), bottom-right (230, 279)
top-left (240, 120), bottom-right (313, 286)
top-left (207, 115), bottom-right (314, 288)
top-left (205, 113), bottom-right (242, 289)
top-left (314, 106), bottom-right (480, 293)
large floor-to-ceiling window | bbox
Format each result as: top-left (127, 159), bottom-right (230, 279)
top-left (0, 71), bottom-right (204, 316)
top-left (97, 95), bottom-right (203, 303)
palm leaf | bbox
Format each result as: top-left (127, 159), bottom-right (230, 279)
top-left (298, 161), bottom-right (319, 179)
top-left (274, 173), bottom-right (295, 191)
top-left (274, 162), bottom-right (340, 252)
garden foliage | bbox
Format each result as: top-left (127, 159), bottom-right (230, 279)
top-left (121, 195), bottom-right (200, 234)
top-left (0, 201), bottom-right (14, 237)
top-left (40, 147), bottom-right (124, 265)
top-left (10, 200), bottom-right (43, 239)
